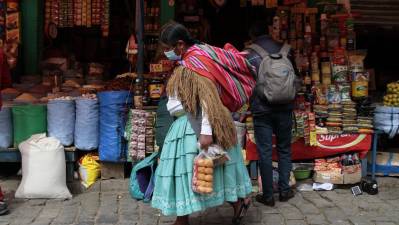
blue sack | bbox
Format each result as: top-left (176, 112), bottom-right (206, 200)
top-left (0, 107), bottom-right (12, 148)
top-left (47, 99), bottom-right (75, 146)
top-left (75, 98), bottom-right (99, 150)
top-left (129, 152), bottom-right (159, 202)
top-left (98, 91), bottom-right (132, 162)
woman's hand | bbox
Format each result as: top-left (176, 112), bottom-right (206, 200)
top-left (199, 135), bottom-right (213, 151)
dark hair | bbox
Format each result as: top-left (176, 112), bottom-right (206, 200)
top-left (249, 20), bottom-right (269, 39)
top-left (159, 21), bottom-right (198, 47)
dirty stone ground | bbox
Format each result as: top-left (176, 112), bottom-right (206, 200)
top-left (0, 178), bottom-right (399, 225)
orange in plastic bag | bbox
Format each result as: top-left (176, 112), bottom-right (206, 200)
top-left (192, 152), bottom-right (214, 194)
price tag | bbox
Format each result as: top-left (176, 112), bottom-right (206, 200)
top-left (150, 64), bottom-right (163, 73)
top-left (161, 60), bottom-right (174, 71)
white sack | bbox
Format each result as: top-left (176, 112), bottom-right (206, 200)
top-left (15, 133), bottom-right (72, 199)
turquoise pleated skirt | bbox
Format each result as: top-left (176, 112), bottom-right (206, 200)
top-left (151, 115), bottom-right (252, 216)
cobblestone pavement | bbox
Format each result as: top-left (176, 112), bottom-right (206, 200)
top-left (0, 179), bottom-right (399, 225)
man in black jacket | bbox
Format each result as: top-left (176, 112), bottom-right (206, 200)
top-left (245, 20), bottom-right (296, 206)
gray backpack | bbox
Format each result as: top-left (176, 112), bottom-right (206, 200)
top-left (248, 43), bottom-right (296, 104)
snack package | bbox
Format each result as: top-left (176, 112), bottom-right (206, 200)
top-left (338, 83), bottom-right (351, 101)
top-left (316, 126), bottom-right (328, 134)
top-left (192, 145), bottom-right (230, 195)
top-left (343, 126), bottom-right (359, 134)
top-left (348, 51), bottom-right (367, 73)
top-left (332, 47), bottom-right (346, 65)
top-left (7, 0), bottom-right (18, 12)
top-left (327, 85), bottom-right (341, 104)
top-left (328, 35), bottom-right (340, 52)
top-left (327, 117), bottom-right (342, 122)
top-left (332, 64), bottom-right (348, 83)
top-left (352, 71), bottom-right (369, 82)
top-left (358, 128), bottom-right (373, 134)
top-left (327, 126), bottom-right (342, 134)
top-left (313, 84), bottom-right (328, 105)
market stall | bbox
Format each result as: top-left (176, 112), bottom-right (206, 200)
top-left (0, 0), bottom-right (169, 187)
top-left (246, 133), bottom-right (372, 161)
top-left (229, 0), bottom-right (378, 185)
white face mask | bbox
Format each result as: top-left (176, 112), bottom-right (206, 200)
top-left (164, 48), bottom-right (181, 61)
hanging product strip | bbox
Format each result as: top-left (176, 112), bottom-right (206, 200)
top-left (45, 0), bottom-right (109, 37)
top-left (1, 0), bottom-right (20, 44)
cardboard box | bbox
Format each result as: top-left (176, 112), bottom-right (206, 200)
top-left (343, 164), bottom-right (362, 184)
top-left (313, 170), bottom-right (344, 184)
top-left (314, 164), bottom-right (362, 184)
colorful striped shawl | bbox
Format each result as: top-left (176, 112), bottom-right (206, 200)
top-left (180, 43), bottom-right (256, 112)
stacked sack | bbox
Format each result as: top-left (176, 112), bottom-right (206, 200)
top-left (48, 94), bottom-right (100, 149)
top-left (75, 94), bottom-right (99, 150)
top-left (47, 97), bottom-right (75, 146)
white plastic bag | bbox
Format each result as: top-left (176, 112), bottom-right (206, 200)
top-left (15, 134), bottom-right (72, 199)
top-left (192, 144), bottom-right (230, 194)
top-left (192, 151), bottom-right (214, 194)
top-left (197, 143), bottom-right (231, 166)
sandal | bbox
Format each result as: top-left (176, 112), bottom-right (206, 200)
top-left (231, 198), bottom-right (251, 225)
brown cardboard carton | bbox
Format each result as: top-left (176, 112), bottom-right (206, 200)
top-left (313, 170), bottom-right (344, 184)
top-left (343, 164), bottom-right (362, 184)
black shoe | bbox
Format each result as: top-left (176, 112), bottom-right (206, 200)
top-left (255, 194), bottom-right (275, 207)
top-left (0, 202), bottom-right (9, 216)
top-left (279, 190), bottom-right (295, 202)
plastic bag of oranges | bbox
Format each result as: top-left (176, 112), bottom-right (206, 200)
top-left (192, 144), bottom-right (230, 194)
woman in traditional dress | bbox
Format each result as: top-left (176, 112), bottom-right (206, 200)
top-left (151, 22), bottom-right (255, 225)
